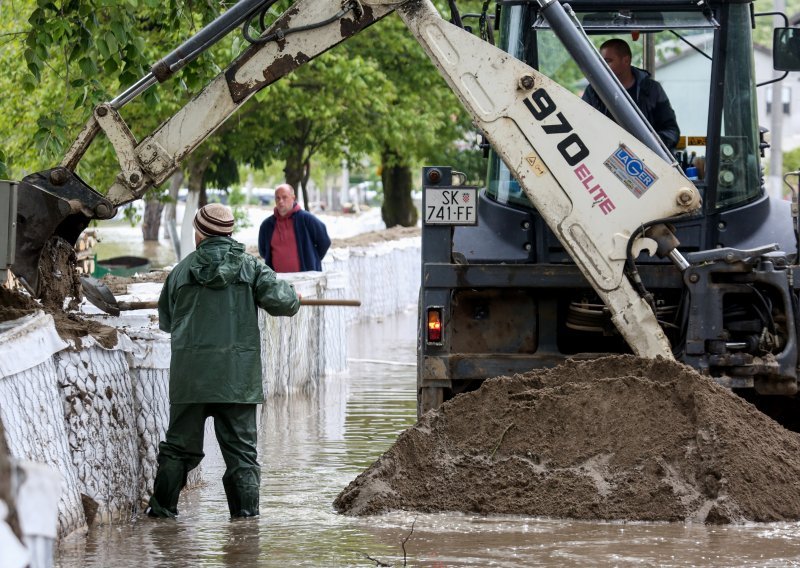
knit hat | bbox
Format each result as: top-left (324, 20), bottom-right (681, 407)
top-left (193, 203), bottom-right (234, 237)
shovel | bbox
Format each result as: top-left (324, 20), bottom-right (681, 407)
top-left (80, 276), bottom-right (360, 316)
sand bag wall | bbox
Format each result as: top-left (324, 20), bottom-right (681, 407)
top-left (54, 345), bottom-right (139, 526)
top-left (260, 275), bottom-right (320, 396)
top-left (120, 328), bottom-right (200, 506)
top-left (319, 270), bottom-right (348, 375)
top-left (0, 236), bottom-right (420, 537)
top-left (0, 313), bottom-right (86, 538)
top-left (324, 237), bottom-right (421, 325)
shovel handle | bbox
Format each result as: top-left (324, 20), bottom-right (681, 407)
top-left (112, 298), bottom-right (361, 311)
top-left (118, 301), bottom-right (158, 310)
top-left (300, 298), bottom-right (361, 307)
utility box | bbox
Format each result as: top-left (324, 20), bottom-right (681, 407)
top-left (1, 180), bottom-right (18, 283)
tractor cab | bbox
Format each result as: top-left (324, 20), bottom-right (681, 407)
top-left (480, 1), bottom-right (797, 257)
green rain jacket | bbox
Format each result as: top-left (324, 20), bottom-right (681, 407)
top-left (158, 236), bottom-right (300, 404)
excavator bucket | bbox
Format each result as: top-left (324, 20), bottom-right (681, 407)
top-left (12, 168), bottom-right (114, 296)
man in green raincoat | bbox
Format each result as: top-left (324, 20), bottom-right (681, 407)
top-left (147, 203), bottom-right (300, 518)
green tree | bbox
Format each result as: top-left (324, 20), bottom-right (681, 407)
top-left (2, 1), bottom-right (218, 177)
top-left (252, 50), bottom-right (391, 209)
top-left (347, 13), bottom-right (471, 227)
top-left (3, 0), bottom-right (486, 235)
top-left (1, 0), bottom-right (241, 244)
top-left (785, 147), bottom-right (800, 173)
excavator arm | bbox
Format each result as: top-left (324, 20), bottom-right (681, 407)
top-left (13, 0), bottom-right (395, 293)
top-left (12, 0), bottom-right (701, 358)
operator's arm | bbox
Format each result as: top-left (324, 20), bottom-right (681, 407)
top-left (651, 82), bottom-right (680, 151)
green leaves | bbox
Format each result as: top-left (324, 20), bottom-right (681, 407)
top-left (0, 150), bottom-right (8, 179)
top-left (33, 114), bottom-right (69, 160)
top-left (78, 56), bottom-right (97, 76)
top-left (2, 0), bottom-right (476, 201)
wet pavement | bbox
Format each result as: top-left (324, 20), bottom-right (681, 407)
top-left (55, 311), bottom-right (800, 567)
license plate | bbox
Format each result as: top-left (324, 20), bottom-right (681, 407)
top-left (424, 188), bottom-right (477, 225)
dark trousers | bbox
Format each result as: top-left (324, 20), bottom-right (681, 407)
top-left (148, 403), bottom-right (260, 518)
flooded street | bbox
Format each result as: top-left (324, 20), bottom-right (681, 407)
top-left (55, 311), bottom-right (800, 567)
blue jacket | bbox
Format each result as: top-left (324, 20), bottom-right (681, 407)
top-left (257, 208), bottom-right (331, 271)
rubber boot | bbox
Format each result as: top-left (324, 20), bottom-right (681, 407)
top-left (147, 456), bottom-right (187, 518)
top-left (223, 471), bottom-right (260, 518)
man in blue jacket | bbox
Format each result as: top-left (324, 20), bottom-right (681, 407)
top-left (258, 183), bottom-right (331, 272)
top-left (147, 203), bottom-right (300, 518)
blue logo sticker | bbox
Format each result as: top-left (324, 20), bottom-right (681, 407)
top-left (604, 144), bottom-right (658, 198)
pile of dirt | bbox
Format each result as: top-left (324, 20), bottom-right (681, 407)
top-left (2, 237), bottom-right (118, 348)
top-left (334, 356), bottom-right (800, 524)
top-left (0, 286), bottom-right (39, 324)
top-left (37, 237), bottom-right (82, 313)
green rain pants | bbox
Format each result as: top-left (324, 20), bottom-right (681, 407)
top-left (147, 403), bottom-right (260, 518)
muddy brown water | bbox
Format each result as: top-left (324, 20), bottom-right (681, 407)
top-left (55, 312), bottom-right (800, 567)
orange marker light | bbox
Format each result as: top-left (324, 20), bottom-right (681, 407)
top-left (427, 308), bottom-right (443, 343)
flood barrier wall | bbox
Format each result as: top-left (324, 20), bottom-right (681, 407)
top-left (0, 237), bottom-right (420, 546)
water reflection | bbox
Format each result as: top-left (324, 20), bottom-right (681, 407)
top-left (56, 312), bottom-right (800, 567)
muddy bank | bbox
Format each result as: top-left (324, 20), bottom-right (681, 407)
top-left (0, 286), bottom-right (39, 323)
top-left (335, 356), bottom-right (800, 523)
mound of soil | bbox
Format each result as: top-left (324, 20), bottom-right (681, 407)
top-left (334, 356), bottom-right (800, 524)
top-left (0, 286), bottom-right (39, 324)
top-left (2, 237), bottom-right (118, 348)
top-left (37, 237), bottom-right (82, 313)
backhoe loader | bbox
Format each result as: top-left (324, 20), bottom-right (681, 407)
top-left (1, 0), bottom-right (799, 425)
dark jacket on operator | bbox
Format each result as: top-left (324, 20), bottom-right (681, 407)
top-left (158, 236), bottom-right (300, 404)
top-left (582, 66), bottom-right (680, 150)
top-left (258, 208), bottom-right (331, 272)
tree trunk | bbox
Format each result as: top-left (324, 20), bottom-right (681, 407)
top-left (142, 198), bottom-right (164, 241)
top-left (380, 149), bottom-right (418, 227)
top-left (300, 159), bottom-right (311, 210)
top-left (162, 170), bottom-right (184, 240)
top-left (284, 147), bottom-right (305, 205)
top-left (182, 154), bottom-right (213, 257)
top-left (187, 153), bottom-right (212, 201)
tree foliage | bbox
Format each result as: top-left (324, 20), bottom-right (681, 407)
top-left (785, 146), bottom-right (800, 174)
top-left (753, 1), bottom-right (800, 47)
top-left (344, 10), bottom-right (477, 225)
top-left (1, 0), bottom-right (225, 184)
top-left (248, 48), bottom-right (393, 206)
top-left (1, 0), bottom-right (492, 231)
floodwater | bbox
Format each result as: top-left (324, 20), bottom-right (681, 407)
top-left (91, 220), bottom-right (178, 269)
top-left (55, 311), bottom-right (800, 567)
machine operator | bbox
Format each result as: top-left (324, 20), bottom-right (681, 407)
top-left (582, 38), bottom-right (680, 151)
